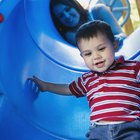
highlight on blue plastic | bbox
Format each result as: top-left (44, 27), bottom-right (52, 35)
top-left (0, 0), bottom-right (140, 140)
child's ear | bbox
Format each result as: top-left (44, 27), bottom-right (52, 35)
top-left (113, 41), bottom-right (119, 52)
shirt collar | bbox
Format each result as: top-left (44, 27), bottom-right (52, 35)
top-left (110, 55), bottom-right (125, 69)
top-left (115, 55), bottom-right (125, 65)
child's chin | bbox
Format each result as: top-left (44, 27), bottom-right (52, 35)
top-left (95, 68), bottom-right (107, 73)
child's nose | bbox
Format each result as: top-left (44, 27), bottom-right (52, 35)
top-left (93, 52), bottom-right (101, 60)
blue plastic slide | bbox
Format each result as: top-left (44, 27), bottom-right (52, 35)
top-left (0, 0), bottom-right (140, 140)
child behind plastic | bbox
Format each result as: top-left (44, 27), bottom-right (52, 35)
top-left (50, 0), bottom-right (126, 46)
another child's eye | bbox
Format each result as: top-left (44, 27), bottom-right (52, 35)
top-left (59, 13), bottom-right (64, 18)
top-left (65, 7), bottom-right (71, 12)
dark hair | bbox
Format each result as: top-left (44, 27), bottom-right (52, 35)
top-left (76, 20), bottom-right (115, 46)
top-left (50, 0), bottom-right (88, 38)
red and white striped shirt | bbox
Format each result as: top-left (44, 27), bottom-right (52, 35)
top-left (69, 56), bottom-right (140, 124)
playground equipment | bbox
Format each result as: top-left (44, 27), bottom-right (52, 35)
top-left (0, 0), bottom-right (140, 140)
top-left (94, 0), bottom-right (130, 27)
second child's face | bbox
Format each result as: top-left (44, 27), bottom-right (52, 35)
top-left (53, 4), bottom-right (80, 27)
top-left (78, 32), bottom-right (115, 73)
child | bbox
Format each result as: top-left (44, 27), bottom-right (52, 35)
top-left (28, 20), bottom-right (140, 140)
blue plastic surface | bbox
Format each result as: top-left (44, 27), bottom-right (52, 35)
top-left (0, 0), bottom-right (140, 140)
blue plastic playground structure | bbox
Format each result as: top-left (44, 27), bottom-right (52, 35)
top-left (0, 0), bottom-right (140, 140)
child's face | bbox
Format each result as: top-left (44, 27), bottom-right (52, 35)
top-left (78, 32), bottom-right (115, 73)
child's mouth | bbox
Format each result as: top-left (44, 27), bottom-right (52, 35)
top-left (95, 61), bottom-right (105, 68)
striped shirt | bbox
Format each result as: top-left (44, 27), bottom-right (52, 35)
top-left (69, 56), bottom-right (140, 124)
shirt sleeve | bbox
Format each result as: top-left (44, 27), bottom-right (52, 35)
top-left (135, 61), bottom-right (140, 83)
top-left (69, 77), bottom-right (87, 98)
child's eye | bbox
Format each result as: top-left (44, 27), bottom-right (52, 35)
top-left (81, 52), bottom-right (92, 57)
top-left (98, 47), bottom-right (105, 51)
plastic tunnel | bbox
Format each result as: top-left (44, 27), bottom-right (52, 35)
top-left (0, 0), bottom-right (140, 140)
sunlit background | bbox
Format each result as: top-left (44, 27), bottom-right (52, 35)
top-left (78, 0), bottom-right (140, 35)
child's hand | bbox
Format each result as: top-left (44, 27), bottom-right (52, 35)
top-left (27, 75), bottom-right (43, 93)
top-left (114, 33), bottom-right (126, 49)
top-left (24, 77), bottom-right (40, 101)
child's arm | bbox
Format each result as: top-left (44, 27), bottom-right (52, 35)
top-left (28, 76), bottom-right (72, 96)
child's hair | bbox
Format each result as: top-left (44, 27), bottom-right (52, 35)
top-left (50, 0), bottom-right (88, 37)
top-left (76, 20), bottom-right (115, 46)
